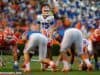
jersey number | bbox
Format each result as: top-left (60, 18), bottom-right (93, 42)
top-left (42, 23), bottom-right (49, 29)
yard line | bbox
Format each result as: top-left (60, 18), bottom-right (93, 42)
top-left (0, 72), bottom-right (22, 75)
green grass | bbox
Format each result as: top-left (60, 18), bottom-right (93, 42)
top-left (0, 55), bottom-right (100, 75)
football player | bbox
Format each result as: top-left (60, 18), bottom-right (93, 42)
top-left (22, 24), bottom-right (56, 72)
top-left (36, 3), bottom-right (56, 60)
top-left (89, 28), bottom-right (100, 70)
top-left (56, 28), bottom-right (93, 72)
top-left (3, 26), bottom-right (19, 71)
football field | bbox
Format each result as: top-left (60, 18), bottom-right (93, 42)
top-left (0, 56), bottom-right (100, 75)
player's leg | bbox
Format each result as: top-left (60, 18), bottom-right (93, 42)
top-left (65, 45), bottom-right (76, 70)
top-left (70, 44), bottom-right (75, 65)
top-left (59, 51), bottom-right (71, 72)
top-left (12, 45), bottom-right (19, 70)
top-left (11, 40), bottom-right (19, 71)
top-left (76, 33), bottom-right (93, 71)
top-left (17, 43), bottom-right (25, 62)
top-left (57, 31), bottom-right (72, 71)
top-left (22, 36), bottom-right (35, 72)
top-left (93, 42), bottom-right (100, 70)
top-left (39, 36), bottom-right (56, 71)
top-left (23, 51), bottom-right (30, 72)
top-left (56, 53), bottom-right (62, 67)
top-left (47, 40), bottom-right (53, 60)
top-left (39, 38), bottom-right (48, 70)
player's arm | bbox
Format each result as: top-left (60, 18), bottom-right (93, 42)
top-left (36, 15), bottom-right (41, 31)
top-left (21, 32), bottom-right (28, 43)
top-left (49, 16), bottom-right (57, 39)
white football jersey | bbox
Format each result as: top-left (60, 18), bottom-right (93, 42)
top-left (37, 15), bottom-right (55, 31)
top-left (37, 14), bottom-right (55, 38)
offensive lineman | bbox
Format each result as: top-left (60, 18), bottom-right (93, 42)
top-left (22, 24), bottom-right (56, 72)
top-left (56, 28), bottom-right (93, 72)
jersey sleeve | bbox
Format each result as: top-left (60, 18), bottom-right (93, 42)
top-left (50, 16), bottom-right (55, 26)
top-left (36, 15), bottom-right (41, 25)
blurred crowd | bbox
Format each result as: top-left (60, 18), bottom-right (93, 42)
top-left (0, 0), bottom-right (99, 38)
